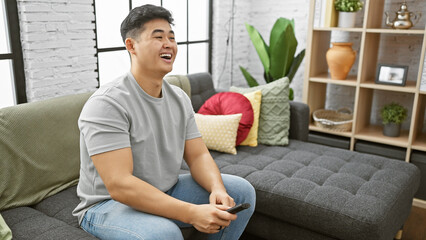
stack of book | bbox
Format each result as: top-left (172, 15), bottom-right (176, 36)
top-left (313, 0), bottom-right (338, 28)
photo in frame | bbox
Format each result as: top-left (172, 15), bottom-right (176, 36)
top-left (375, 64), bottom-right (408, 86)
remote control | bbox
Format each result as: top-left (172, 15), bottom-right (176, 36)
top-left (226, 203), bottom-right (251, 214)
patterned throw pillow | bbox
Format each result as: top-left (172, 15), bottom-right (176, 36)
top-left (239, 90), bottom-right (262, 147)
top-left (198, 92), bottom-right (254, 146)
top-left (194, 113), bottom-right (242, 154)
top-left (230, 77), bottom-right (290, 145)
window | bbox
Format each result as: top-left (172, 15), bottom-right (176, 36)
top-left (94, 0), bottom-right (211, 86)
top-left (0, 0), bottom-right (26, 108)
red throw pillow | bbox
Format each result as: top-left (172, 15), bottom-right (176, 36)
top-left (198, 92), bottom-right (254, 146)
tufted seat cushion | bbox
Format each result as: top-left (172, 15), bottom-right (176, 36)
top-left (182, 140), bottom-right (420, 240)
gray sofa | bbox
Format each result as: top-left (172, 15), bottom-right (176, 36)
top-left (0, 72), bottom-right (420, 240)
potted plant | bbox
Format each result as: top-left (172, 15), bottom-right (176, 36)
top-left (239, 18), bottom-right (305, 100)
top-left (335, 0), bottom-right (364, 28)
top-left (380, 102), bottom-right (407, 137)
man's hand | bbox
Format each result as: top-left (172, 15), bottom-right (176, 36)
top-left (209, 190), bottom-right (235, 208)
top-left (188, 204), bottom-right (237, 234)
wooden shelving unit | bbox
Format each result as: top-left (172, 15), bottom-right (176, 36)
top-left (303, 0), bottom-right (426, 163)
top-left (303, 0), bottom-right (426, 205)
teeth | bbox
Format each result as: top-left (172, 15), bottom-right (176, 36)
top-left (160, 53), bottom-right (171, 58)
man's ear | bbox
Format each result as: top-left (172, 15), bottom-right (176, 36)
top-left (125, 38), bottom-right (135, 54)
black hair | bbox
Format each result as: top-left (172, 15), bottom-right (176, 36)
top-left (120, 4), bottom-right (174, 43)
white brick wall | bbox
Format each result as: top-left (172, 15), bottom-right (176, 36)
top-left (212, 0), bottom-right (309, 100)
top-left (17, 0), bottom-right (98, 102)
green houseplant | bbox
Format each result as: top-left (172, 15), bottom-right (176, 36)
top-left (334, 0), bottom-right (364, 12)
top-left (239, 17), bottom-right (305, 100)
top-left (334, 0), bottom-right (364, 28)
top-left (380, 102), bottom-right (407, 137)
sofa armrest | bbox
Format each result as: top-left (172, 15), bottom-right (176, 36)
top-left (288, 101), bottom-right (310, 141)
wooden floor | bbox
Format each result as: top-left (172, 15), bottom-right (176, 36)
top-left (402, 206), bottom-right (426, 240)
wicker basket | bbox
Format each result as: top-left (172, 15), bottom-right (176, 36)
top-left (313, 108), bottom-right (353, 132)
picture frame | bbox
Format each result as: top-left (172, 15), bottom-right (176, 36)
top-left (375, 64), bottom-right (408, 86)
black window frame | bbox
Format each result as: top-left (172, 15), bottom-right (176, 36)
top-left (2, 0), bottom-right (26, 104)
top-left (93, 0), bottom-right (212, 85)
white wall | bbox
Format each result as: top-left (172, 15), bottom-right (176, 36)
top-left (212, 0), bottom-right (309, 101)
top-left (17, 0), bottom-right (98, 102)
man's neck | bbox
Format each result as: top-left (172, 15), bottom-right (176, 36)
top-left (131, 66), bottom-right (164, 98)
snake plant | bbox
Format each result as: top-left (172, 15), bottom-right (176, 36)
top-left (240, 17), bottom-right (305, 100)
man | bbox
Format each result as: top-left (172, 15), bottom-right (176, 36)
top-left (73, 4), bottom-right (256, 240)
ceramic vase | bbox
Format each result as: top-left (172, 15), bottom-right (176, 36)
top-left (326, 42), bottom-right (356, 80)
top-left (383, 123), bottom-right (401, 137)
top-left (338, 12), bottom-right (357, 28)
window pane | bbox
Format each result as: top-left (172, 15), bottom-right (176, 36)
top-left (188, 43), bottom-right (208, 73)
top-left (0, 60), bottom-right (15, 108)
top-left (132, 0), bottom-right (161, 8)
top-left (188, 0), bottom-right (208, 41)
top-left (98, 50), bottom-right (131, 86)
top-left (0, 0), bottom-right (10, 54)
top-left (169, 44), bottom-right (187, 75)
top-left (95, 1), bottom-right (129, 49)
top-left (163, 0), bottom-right (187, 42)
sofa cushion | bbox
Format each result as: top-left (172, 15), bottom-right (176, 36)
top-left (184, 140), bottom-right (420, 240)
top-left (32, 186), bottom-right (202, 240)
top-left (32, 186), bottom-right (80, 228)
top-left (0, 92), bottom-right (92, 211)
top-left (198, 92), bottom-right (254, 145)
top-left (1, 207), bottom-right (97, 240)
top-left (230, 77), bottom-right (290, 146)
top-left (194, 113), bottom-right (242, 154)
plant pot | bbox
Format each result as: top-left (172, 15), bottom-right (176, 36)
top-left (338, 12), bottom-right (357, 28)
top-left (383, 123), bottom-right (401, 137)
top-left (326, 42), bottom-right (356, 80)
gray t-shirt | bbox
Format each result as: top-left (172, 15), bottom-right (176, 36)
top-left (72, 72), bottom-right (201, 224)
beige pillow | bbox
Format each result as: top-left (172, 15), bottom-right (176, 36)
top-left (239, 90), bottom-right (262, 147)
top-left (194, 113), bottom-right (242, 154)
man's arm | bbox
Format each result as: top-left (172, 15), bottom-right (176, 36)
top-left (92, 147), bottom-right (236, 233)
top-left (183, 137), bottom-right (236, 208)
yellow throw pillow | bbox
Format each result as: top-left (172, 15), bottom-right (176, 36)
top-left (240, 90), bottom-right (262, 146)
top-left (194, 113), bottom-right (242, 155)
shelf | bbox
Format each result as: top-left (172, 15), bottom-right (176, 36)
top-left (304, 0), bottom-right (426, 167)
top-left (310, 73), bottom-right (357, 86)
top-left (309, 123), bottom-right (352, 137)
top-left (360, 80), bottom-right (417, 93)
top-left (366, 28), bottom-right (425, 35)
top-left (412, 134), bottom-right (426, 151)
top-left (355, 125), bottom-right (409, 148)
top-left (313, 27), bottom-right (364, 32)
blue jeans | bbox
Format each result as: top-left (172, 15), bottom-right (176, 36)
top-left (80, 174), bottom-right (256, 240)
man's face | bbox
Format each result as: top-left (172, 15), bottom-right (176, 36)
top-left (129, 18), bottom-right (177, 76)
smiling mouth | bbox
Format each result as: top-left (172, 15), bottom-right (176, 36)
top-left (160, 53), bottom-right (172, 60)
